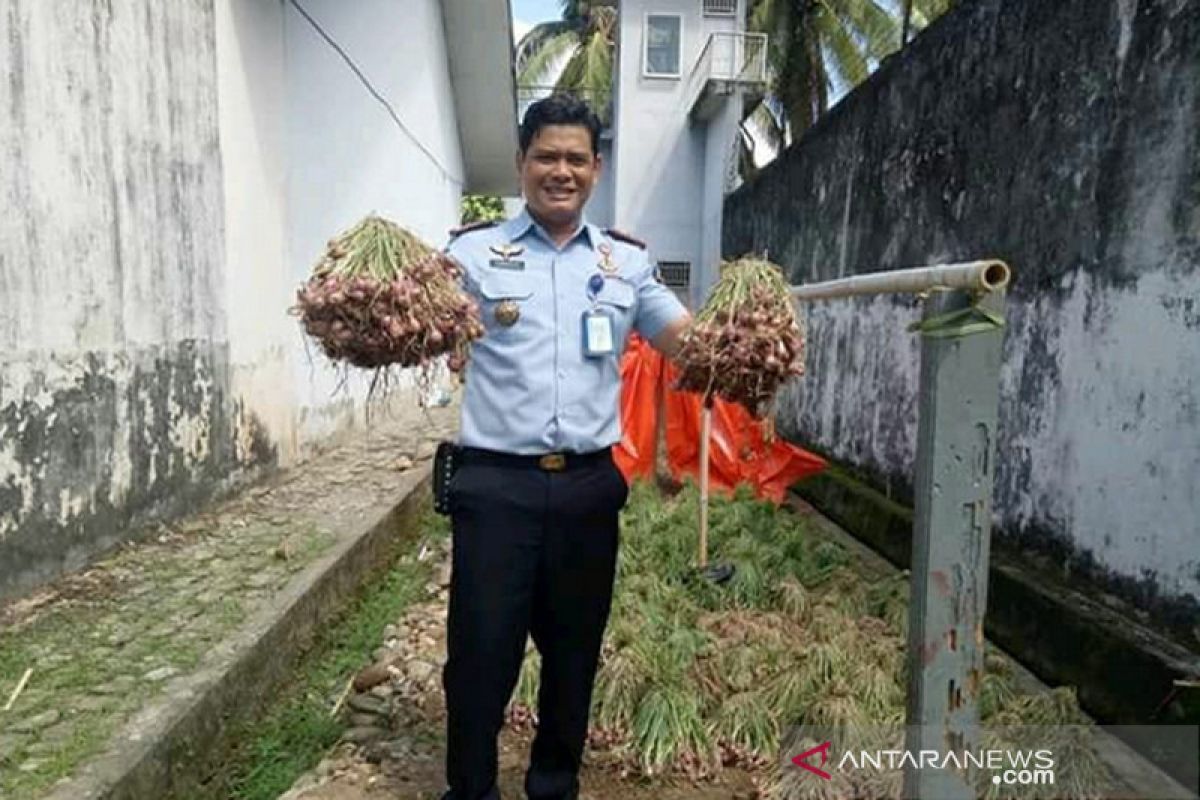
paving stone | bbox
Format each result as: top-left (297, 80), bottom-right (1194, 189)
top-left (342, 726), bottom-right (388, 745)
top-left (0, 406), bottom-right (448, 793)
top-left (75, 695), bottom-right (114, 712)
top-left (0, 733), bottom-right (25, 763)
top-left (347, 694), bottom-right (388, 716)
top-left (247, 572), bottom-right (275, 589)
top-left (107, 628), bottom-right (135, 647)
top-left (39, 722), bottom-right (76, 745)
top-left (191, 547), bottom-right (217, 562)
top-left (143, 666), bottom-right (178, 682)
top-left (89, 675), bottom-right (137, 695)
top-left (11, 709), bottom-right (60, 733)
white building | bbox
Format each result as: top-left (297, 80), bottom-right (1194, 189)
top-left (607, 0), bottom-right (766, 309)
top-left (0, 0), bottom-right (517, 599)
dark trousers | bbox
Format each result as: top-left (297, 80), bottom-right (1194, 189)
top-left (442, 450), bottom-right (628, 800)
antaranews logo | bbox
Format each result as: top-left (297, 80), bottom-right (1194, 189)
top-left (790, 741), bottom-right (1056, 788)
top-left (791, 741), bottom-right (833, 780)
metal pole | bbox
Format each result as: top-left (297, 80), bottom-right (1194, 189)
top-left (790, 260), bottom-right (1009, 302)
top-left (902, 288), bottom-right (1006, 799)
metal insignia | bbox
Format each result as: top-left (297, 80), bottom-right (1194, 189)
top-left (597, 242), bottom-right (618, 275)
top-left (494, 300), bottom-right (520, 327)
top-left (489, 243), bottom-right (525, 261)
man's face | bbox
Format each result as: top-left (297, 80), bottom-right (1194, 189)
top-left (517, 124), bottom-right (601, 229)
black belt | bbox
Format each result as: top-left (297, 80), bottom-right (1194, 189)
top-left (458, 446), bottom-right (611, 473)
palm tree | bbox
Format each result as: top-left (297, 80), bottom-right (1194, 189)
top-left (515, 0), bottom-right (617, 123)
top-left (746, 0), bottom-right (957, 149)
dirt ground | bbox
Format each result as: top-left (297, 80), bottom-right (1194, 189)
top-left (281, 723), bottom-right (761, 800)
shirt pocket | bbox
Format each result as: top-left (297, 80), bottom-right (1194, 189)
top-left (594, 279), bottom-right (636, 345)
top-left (478, 271), bottom-right (537, 337)
top-left (594, 279), bottom-right (635, 311)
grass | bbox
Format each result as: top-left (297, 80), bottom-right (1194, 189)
top-left (209, 508), bottom-right (448, 800)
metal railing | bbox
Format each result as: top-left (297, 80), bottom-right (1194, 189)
top-left (684, 31), bottom-right (768, 112)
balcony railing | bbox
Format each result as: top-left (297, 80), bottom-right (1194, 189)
top-left (685, 32), bottom-right (768, 117)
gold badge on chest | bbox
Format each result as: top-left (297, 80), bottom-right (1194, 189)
top-left (494, 299), bottom-right (521, 327)
top-left (597, 242), bottom-right (619, 276)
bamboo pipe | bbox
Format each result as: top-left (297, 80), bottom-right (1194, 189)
top-left (698, 404), bottom-right (712, 569)
top-left (789, 260), bottom-right (1010, 302)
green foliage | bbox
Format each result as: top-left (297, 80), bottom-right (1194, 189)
top-left (460, 194), bottom-right (505, 225)
top-left (744, 0), bottom-right (959, 170)
top-left (516, 1), bottom-right (616, 124)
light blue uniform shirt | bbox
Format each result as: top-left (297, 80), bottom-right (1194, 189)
top-left (446, 208), bottom-right (687, 455)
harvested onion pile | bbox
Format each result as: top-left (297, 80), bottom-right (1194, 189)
top-left (291, 216), bottom-right (483, 373)
top-left (674, 256), bottom-right (805, 416)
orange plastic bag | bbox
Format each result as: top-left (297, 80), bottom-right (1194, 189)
top-left (615, 335), bottom-right (826, 503)
top-left (613, 333), bottom-right (663, 481)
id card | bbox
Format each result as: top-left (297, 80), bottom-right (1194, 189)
top-left (582, 310), bottom-right (615, 357)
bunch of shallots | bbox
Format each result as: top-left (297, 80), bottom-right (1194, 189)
top-left (291, 216), bottom-right (483, 374)
top-left (673, 256), bottom-right (805, 416)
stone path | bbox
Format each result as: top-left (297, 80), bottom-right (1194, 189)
top-left (0, 405), bottom-right (457, 799)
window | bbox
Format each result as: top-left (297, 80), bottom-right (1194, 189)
top-left (703, 0), bottom-right (737, 15)
top-left (644, 14), bottom-right (682, 78)
top-left (657, 261), bottom-right (691, 289)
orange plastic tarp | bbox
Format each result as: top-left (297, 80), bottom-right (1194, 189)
top-left (614, 334), bottom-right (826, 504)
top-left (612, 334), bottom-right (664, 481)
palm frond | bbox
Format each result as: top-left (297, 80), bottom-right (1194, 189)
top-left (814, 7), bottom-right (871, 95)
top-left (518, 29), bottom-right (580, 87)
top-left (556, 22), bottom-right (614, 120)
top-left (516, 19), bottom-right (573, 72)
top-left (829, 0), bottom-right (900, 61)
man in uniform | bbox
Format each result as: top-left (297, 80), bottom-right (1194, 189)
top-left (439, 95), bottom-right (690, 800)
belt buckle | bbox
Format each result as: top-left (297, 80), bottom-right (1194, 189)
top-left (538, 453), bottom-right (567, 472)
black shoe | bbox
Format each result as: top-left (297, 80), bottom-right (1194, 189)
top-left (440, 788), bottom-right (502, 800)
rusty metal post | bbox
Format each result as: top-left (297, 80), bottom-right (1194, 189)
top-left (903, 288), bottom-right (1006, 799)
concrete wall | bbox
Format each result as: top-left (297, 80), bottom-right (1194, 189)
top-left (612, 0), bottom-right (742, 302)
top-left (0, 0), bottom-right (467, 600)
top-left (216, 0), bottom-right (296, 467)
top-left (0, 0), bottom-right (239, 599)
top-left (697, 95), bottom-right (741, 307)
top-left (722, 0), bottom-right (1200, 625)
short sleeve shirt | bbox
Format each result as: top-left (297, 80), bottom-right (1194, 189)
top-left (446, 208), bottom-right (687, 454)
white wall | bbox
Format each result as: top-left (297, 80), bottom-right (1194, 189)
top-left (216, 0), bottom-right (295, 464)
top-left (284, 0), bottom-right (466, 440)
top-left (586, 137), bottom-right (616, 229)
top-left (697, 97), bottom-right (741, 307)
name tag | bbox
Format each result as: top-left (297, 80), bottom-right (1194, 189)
top-left (582, 310), bottom-right (615, 357)
top-left (488, 259), bottom-right (525, 271)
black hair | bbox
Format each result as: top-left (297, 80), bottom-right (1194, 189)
top-left (518, 94), bottom-right (602, 156)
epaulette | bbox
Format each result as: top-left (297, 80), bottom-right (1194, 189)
top-left (603, 227), bottom-right (646, 249)
top-left (448, 219), bottom-right (498, 239)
